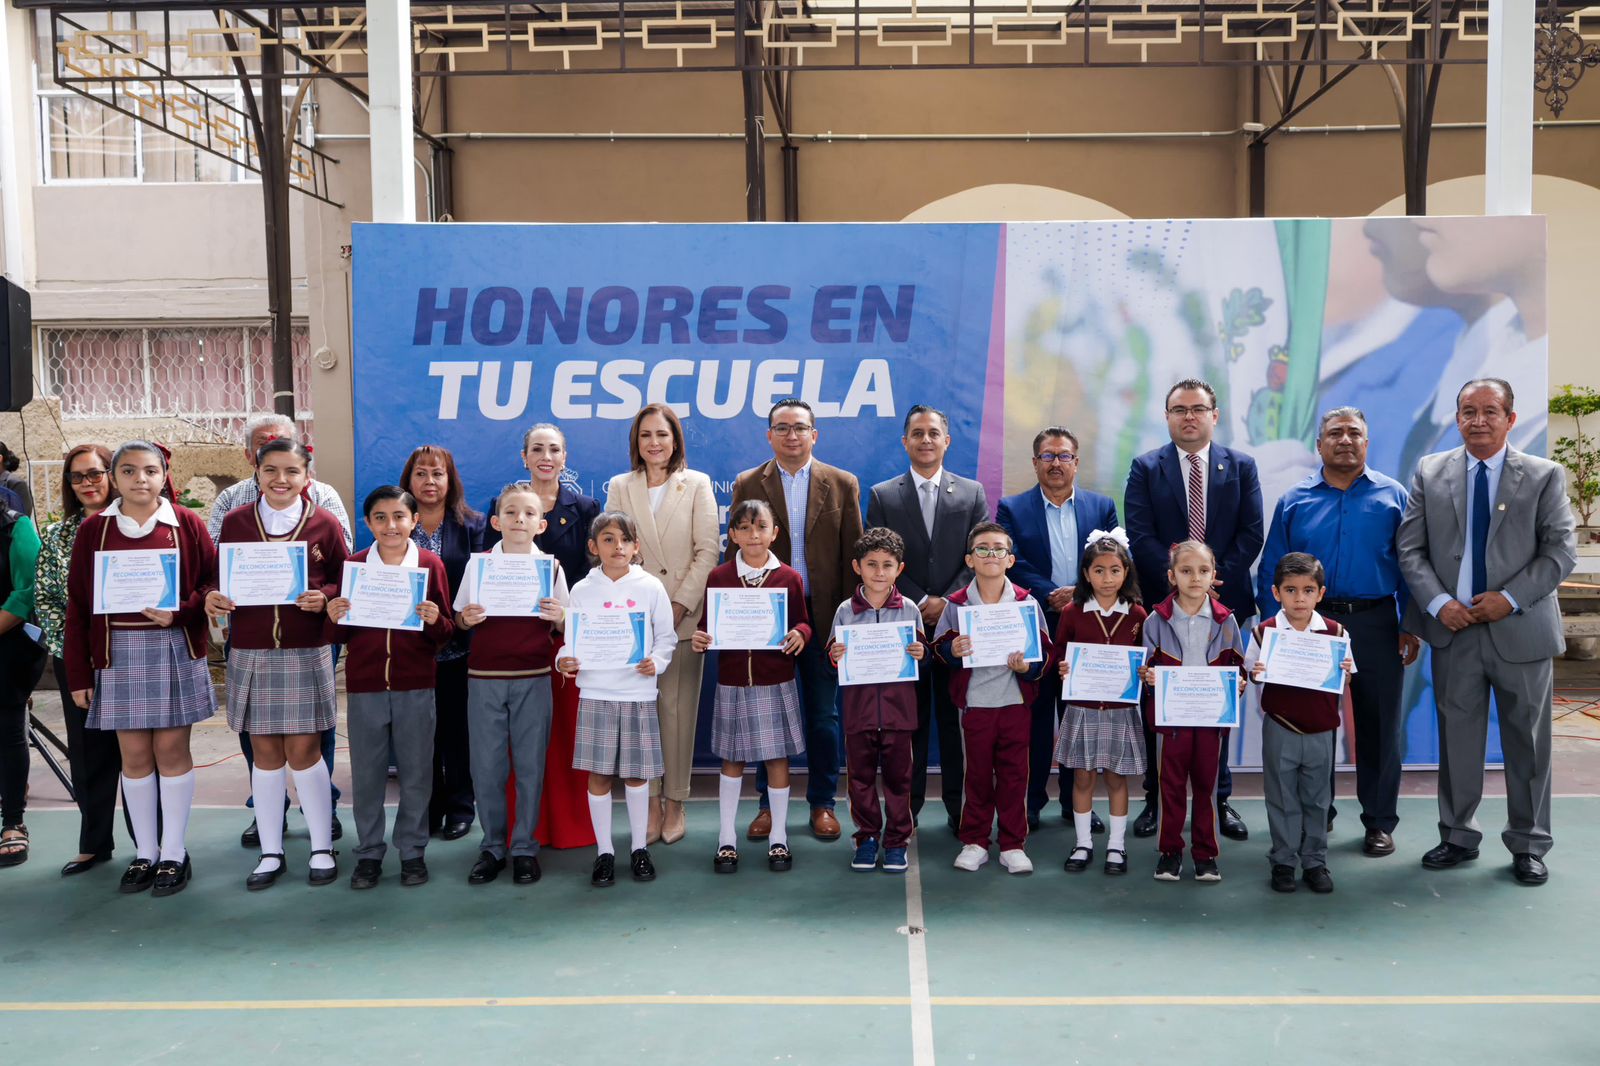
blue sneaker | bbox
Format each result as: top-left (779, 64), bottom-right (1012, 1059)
top-left (851, 839), bottom-right (880, 871)
top-left (882, 847), bottom-right (908, 873)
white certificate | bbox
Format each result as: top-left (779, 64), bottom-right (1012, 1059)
top-left (1152, 667), bottom-right (1241, 728)
top-left (567, 608), bottom-right (649, 668)
top-left (93, 549), bottom-right (180, 615)
top-left (957, 600), bottom-right (1043, 668)
top-left (1061, 643), bottom-right (1147, 704)
top-left (837, 622), bottom-right (919, 687)
top-left (220, 542), bottom-right (308, 607)
top-left (707, 587), bottom-right (787, 650)
top-left (469, 553), bottom-right (556, 617)
top-left (340, 560), bottom-right (428, 632)
top-left (1259, 627), bottom-right (1352, 695)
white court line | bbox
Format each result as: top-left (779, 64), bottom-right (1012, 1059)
top-left (903, 836), bottom-right (936, 1066)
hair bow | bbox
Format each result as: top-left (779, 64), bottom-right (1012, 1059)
top-left (1085, 527), bottom-right (1130, 550)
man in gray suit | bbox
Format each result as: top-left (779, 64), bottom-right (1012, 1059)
top-left (867, 405), bottom-right (990, 831)
top-left (1397, 378), bottom-right (1576, 886)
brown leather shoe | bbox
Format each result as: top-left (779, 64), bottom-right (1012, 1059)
top-left (811, 808), bottom-right (842, 841)
top-left (661, 799), bottom-right (686, 845)
top-left (1363, 829), bottom-right (1396, 857)
top-left (747, 809), bottom-right (772, 840)
top-left (646, 796), bottom-right (664, 846)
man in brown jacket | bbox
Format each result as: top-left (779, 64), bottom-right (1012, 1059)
top-left (730, 398), bottom-right (864, 842)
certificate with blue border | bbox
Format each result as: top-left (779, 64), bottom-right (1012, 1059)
top-left (93, 548), bottom-right (180, 615)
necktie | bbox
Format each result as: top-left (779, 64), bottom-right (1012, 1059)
top-left (1186, 453), bottom-right (1206, 543)
top-left (920, 480), bottom-right (937, 539)
top-left (1470, 461), bottom-right (1490, 598)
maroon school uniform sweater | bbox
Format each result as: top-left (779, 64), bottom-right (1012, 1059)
top-left (326, 546), bottom-right (454, 693)
top-left (64, 505), bottom-right (215, 692)
top-left (212, 501), bottom-right (347, 650)
top-left (1253, 615), bottom-right (1345, 734)
top-left (1053, 601), bottom-right (1148, 711)
top-left (700, 561), bottom-right (811, 688)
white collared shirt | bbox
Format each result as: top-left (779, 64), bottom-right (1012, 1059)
top-left (369, 540), bottom-right (420, 569)
top-left (105, 496), bottom-right (179, 539)
top-left (910, 467), bottom-right (944, 495)
top-left (736, 551), bottom-right (782, 581)
top-left (258, 495), bottom-right (304, 537)
top-left (1084, 598), bottom-right (1131, 617)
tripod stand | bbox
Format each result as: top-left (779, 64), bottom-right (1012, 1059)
top-left (27, 697), bottom-right (75, 801)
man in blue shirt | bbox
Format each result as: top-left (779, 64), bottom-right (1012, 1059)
top-left (1256, 407), bottom-right (1420, 857)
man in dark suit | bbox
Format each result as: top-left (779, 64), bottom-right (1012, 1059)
top-left (867, 405), bottom-right (990, 832)
top-left (729, 399), bottom-right (865, 843)
top-left (996, 426), bottom-right (1119, 829)
top-left (1124, 378), bottom-right (1264, 841)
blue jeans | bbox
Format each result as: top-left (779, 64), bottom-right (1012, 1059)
top-left (756, 639), bottom-right (840, 811)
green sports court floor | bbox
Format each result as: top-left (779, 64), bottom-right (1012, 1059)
top-left (2, 793), bottom-right (1598, 1065)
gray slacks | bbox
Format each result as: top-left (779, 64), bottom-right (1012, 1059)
top-left (348, 688), bottom-right (436, 862)
top-left (467, 675), bottom-right (553, 859)
top-left (1261, 715), bottom-right (1334, 870)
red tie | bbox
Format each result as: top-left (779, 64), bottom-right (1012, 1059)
top-left (1186, 452), bottom-right (1206, 542)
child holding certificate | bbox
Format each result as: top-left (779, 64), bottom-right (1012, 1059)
top-left (1054, 530), bottom-right (1147, 875)
top-left (1245, 552), bottom-right (1355, 895)
top-left (65, 441), bottom-right (215, 897)
top-left (826, 528), bottom-right (925, 875)
top-left (326, 486), bottom-right (454, 890)
top-left (934, 522), bottom-right (1052, 876)
top-left (452, 482), bottom-right (570, 887)
top-left (1138, 540), bottom-right (1244, 884)
top-left (208, 439), bottom-right (348, 890)
top-left (556, 512), bottom-right (676, 888)
top-left (691, 500), bottom-right (809, 874)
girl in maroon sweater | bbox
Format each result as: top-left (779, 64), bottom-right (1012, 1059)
top-left (206, 439), bottom-right (347, 889)
top-left (691, 500), bottom-right (810, 874)
top-left (1054, 531), bottom-right (1147, 876)
top-left (65, 441), bottom-right (215, 897)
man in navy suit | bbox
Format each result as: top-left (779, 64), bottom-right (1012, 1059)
top-left (1124, 378), bottom-right (1264, 841)
top-left (997, 427), bottom-right (1119, 829)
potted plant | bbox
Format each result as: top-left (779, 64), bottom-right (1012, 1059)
top-left (1550, 384), bottom-right (1600, 545)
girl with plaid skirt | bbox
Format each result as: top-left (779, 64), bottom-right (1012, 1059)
top-left (691, 500), bottom-right (810, 875)
top-left (556, 512), bottom-right (677, 888)
top-left (207, 439), bottom-right (348, 890)
top-left (65, 441), bottom-right (216, 897)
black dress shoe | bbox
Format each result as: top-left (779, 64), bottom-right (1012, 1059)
top-left (1218, 803), bottom-right (1249, 841)
top-left (119, 858), bottom-right (156, 894)
top-left (591, 853), bottom-right (616, 887)
top-left (330, 814), bottom-right (344, 842)
top-left (308, 849), bottom-right (339, 886)
top-left (400, 858), bottom-right (429, 887)
top-left (1090, 811), bottom-right (1105, 834)
top-left (513, 855), bottom-right (542, 884)
top-left (714, 845), bottom-right (739, 874)
top-left (246, 853), bottom-right (287, 891)
top-left (441, 820), bottom-right (472, 841)
top-left (151, 854), bottom-right (192, 897)
top-left (1301, 865), bottom-right (1334, 894)
top-left (1363, 829), bottom-right (1396, 857)
top-left (767, 843), bottom-right (793, 872)
top-left (1512, 853), bottom-right (1549, 885)
top-left (1270, 864), bottom-right (1297, 893)
top-left (349, 858), bottom-right (382, 890)
top-left (1103, 848), bottom-right (1127, 876)
top-left (468, 852), bottom-right (505, 884)
top-left (241, 818), bottom-right (260, 849)
top-left (1132, 803), bottom-right (1158, 838)
top-left (1421, 842), bottom-right (1479, 869)
top-left (61, 852), bottom-right (114, 877)
top-left (631, 848), bottom-right (656, 882)
top-left (1064, 847), bottom-right (1092, 873)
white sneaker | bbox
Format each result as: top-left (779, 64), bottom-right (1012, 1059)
top-left (953, 844), bottom-right (989, 871)
top-left (998, 849), bottom-right (1034, 875)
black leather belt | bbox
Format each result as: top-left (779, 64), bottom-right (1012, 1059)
top-left (1322, 597), bottom-right (1393, 615)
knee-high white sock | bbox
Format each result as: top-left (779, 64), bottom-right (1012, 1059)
top-left (718, 773), bottom-right (741, 848)
top-left (1109, 814), bottom-right (1128, 853)
top-left (588, 791), bottom-right (614, 856)
top-left (768, 785), bottom-right (791, 848)
top-left (251, 766), bottom-right (288, 873)
top-left (292, 761), bottom-right (335, 870)
top-left (122, 773), bottom-right (159, 862)
top-left (625, 784), bottom-right (650, 853)
top-left (157, 770), bottom-right (195, 863)
top-left (1073, 810), bottom-right (1093, 852)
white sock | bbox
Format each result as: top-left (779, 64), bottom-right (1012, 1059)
top-left (291, 761), bottom-right (335, 870)
top-left (157, 770), bottom-right (195, 863)
top-left (1109, 814), bottom-right (1128, 853)
top-left (122, 773), bottom-right (159, 862)
top-left (251, 766), bottom-right (288, 873)
top-left (588, 791), bottom-right (614, 856)
top-left (1072, 810), bottom-right (1093, 854)
top-left (625, 784), bottom-right (650, 853)
top-left (718, 773), bottom-right (741, 848)
top-left (768, 786), bottom-right (791, 849)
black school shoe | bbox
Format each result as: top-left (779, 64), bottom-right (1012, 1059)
top-left (767, 843), bottom-right (793, 872)
top-left (1103, 848), bottom-right (1128, 876)
top-left (1132, 803), bottom-right (1158, 838)
top-left (308, 850), bottom-right (339, 886)
top-left (631, 849), bottom-right (656, 882)
top-left (512, 855), bottom-right (541, 884)
top-left (1218, 803), bottom-right (1249, 841)
top-left (1063, 846), bottom-right (1093, 873)
top-left (1270, 864), bottom-right (1297, 893)
top-left (1302, 865), bottom-right (1334, 893)
top-left (468, 852), bottom-right (505, 884)
top-left (246, 853), bottom-right (287, 892)
top-left (350, 859), bottom-right (382, 890)
top-left (119, 858), bottom-right (156, 894)
top-left (714, 846), bottom-right (739, 874)
top-left (400, 858), bottom-right (429, 886)
top-left (151, 854), bottom-right (192, 897)
top-left (591, 853), bottom-right (617, 887)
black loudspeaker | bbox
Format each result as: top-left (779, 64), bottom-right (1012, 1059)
top-left (1, 278), bottom-right (31, 412)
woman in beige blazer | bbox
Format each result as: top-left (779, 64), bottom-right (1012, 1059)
top-left (604, 404), bottom-right (720, 844)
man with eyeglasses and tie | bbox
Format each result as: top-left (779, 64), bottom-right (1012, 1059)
top-left (996, 427), bottom-right (1118, 831)
top-left (1124, 379), bottom-right (1264, 842)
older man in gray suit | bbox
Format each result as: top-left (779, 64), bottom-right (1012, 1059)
top-left (1398, 378), bottom-right (1576, 886)
top-left (867, 405), bottom-right (990, 831)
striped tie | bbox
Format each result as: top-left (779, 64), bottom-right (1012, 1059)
top-left (1186, 452), bottom-right (1206, 542)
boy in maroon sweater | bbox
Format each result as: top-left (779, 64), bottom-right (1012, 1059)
top-left (327, 486), bottom-right (454, 889)
top-left (1245, 552), bottom-right (1356, 895)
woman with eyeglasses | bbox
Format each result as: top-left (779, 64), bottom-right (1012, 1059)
top-left (33, 444), bottom-right (127, 876)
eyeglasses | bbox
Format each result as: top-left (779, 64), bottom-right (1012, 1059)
top-left (970, 545), bottom-right (1011, 559)
top-left (1166, 405), bottom-right (1215, 418)
top-left (69, 469), bottom-right (108, 485)
top-left (1033, 452), bottom-right (1077, 465)
top-left (769, 423), bottom-right (814, 437)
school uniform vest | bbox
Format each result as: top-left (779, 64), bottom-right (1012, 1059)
top-left (1254, 615), bottom-right (1345, 735)
top-left (327, 546), bottom-right (454, 693)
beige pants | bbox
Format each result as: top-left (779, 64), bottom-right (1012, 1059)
top-left (650, 637), bottom-right (707, 802)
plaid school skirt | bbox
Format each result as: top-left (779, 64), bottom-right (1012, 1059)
top-left (710, 681), bottom-right (805, 763)
top-left (226, 646), bottom-right (337, 735)
top-left (572, 698), bottom-right (664, 779)
top-left (1055, 702), bottom-right (1147, 776)
top-left (88, 627), bottom-right (216, 731)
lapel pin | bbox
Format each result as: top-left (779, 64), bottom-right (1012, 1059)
top-left (1217, 463), bottom-right (1224, 471)
top-left (1497, 503), bottom-right (1506, 511)
top-left (559, 517), bottom-right (567, 525)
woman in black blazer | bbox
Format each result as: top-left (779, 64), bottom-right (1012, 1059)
top-left (402, 445), bottom-right (486, 840)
